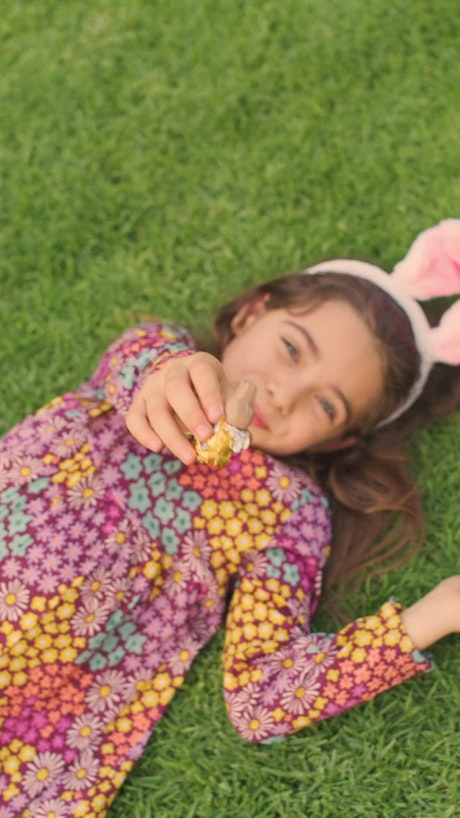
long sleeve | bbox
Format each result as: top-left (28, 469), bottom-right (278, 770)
top-left (85, 321), bottom-right (196, 414)
top-left (222, 501), bottom-right (433, 743)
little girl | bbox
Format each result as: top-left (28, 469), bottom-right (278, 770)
top-left (1, 221), bottom-right (459, 817)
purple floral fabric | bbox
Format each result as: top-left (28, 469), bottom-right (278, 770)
top-left (0, 323), bottom-right (432, 817)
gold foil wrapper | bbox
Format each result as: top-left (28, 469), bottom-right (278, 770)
top-left (194, 419), bottom-right (250, 468)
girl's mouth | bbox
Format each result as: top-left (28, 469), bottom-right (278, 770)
top-left (251, 409), bottom-right (269, 430)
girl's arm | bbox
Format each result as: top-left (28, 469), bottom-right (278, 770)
top-left (400, 576), bottom-right (460, 650)
top-left (87, 322), bottom-right (227, 462)
top-left (222, 504), bottom-right (440, 743)
top-left (125, 346), bottom-right (232, 465)
top-left (87, 322), bottom-right (196, 414)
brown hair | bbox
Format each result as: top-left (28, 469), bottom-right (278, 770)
top-left (210, 272), bottom-right (460, 612)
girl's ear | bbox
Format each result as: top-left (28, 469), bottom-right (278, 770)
top-left (231, 295), bottom-right (269, 335)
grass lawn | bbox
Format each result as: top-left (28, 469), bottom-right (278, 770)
top-left (1, 1), bottom-right (459, 816)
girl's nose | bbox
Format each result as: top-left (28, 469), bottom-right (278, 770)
top-left (266, 379), bottom-right (295, 416)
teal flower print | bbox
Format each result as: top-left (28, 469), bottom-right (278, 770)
top-left (165, 479), bottom-right (183, 501)
top-left (162, 527), bottom-right (179, 555)
top-left (108, 647), bottom-right (126, 667)
top-left (148, 472), bottom-right (166, 497)
top-left (173, 508), bottom-right (191, 534)
top-left (141, 511), bottom-right (160, 539)
top-left (128, 480), bottom-right (151, 512)
top-left (143, 452), bottom-right (162, 473)
top-left (126, 632), bottom-right (146, 654)
top-left (283, 563), bottom-right (300, 585)
top-left (121, 454), bottom-right (143, 481)
top-left (267, 548), bottom-right (285, 568)
top-left (181, 491), bottom-right (202, 511)
top-left (9, 511), bottom-right (32, 535)
top-left (164, 459), bottom-right (182, 476)
top-left (28, 477), bottom-right (50, 494)
top-left (154, 497), bottom-right (174, 525)
top-left (10, 533), bottom-right (34, 557)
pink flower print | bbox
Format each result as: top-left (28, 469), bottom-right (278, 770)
top-left (31, 799), bottom-right (70, 818)
top-left (71, 598), bottom-right (112, 637)
top-left (67, 475), bottom-right (106, 510)
top-left (85, 669), bottom-right (130, 716)
top-left (49, 422), bottom-right (88, 458)
top-left (9, 454), bottom-right (44, 484)
top-left (266, 463), bottom-right (304, 502)
top-left (181, 530), bottom-right (211, 570)
top-left (61, 750), bottom-right (99, 791)
top-left (280, 665), bottom-right (321, 715)
top-left (37, 573), bottom-right (59, 595)
top-left (22, 752), bottom-right (66, 799)
top-left (226, 682), bottom-right (263, 719)
top-left (1, 558), bottom-right (20, 579)
top-left (0, 578), bottom-right (30, 621)
top-left (235, 705), bottom-right (276, 742)
top-left (80, 566), bottom-right (118, 603)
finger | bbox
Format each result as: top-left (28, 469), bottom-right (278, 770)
top-left (125, 398), bottom-right (163, 451)
top-left (144, 403), bottom-right (197, 464)
top-left (188, 359), bottom-right (226, 426)
top-left (164, 371), bottom-right (216, 442)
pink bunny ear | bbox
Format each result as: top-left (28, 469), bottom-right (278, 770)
top-left (429, 300), bottom-right (460, 365)
top-left (392, 218), bottom-right (460, 299)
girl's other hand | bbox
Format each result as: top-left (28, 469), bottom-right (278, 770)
top-left (400, 576), bottom-right (460, 650)
top-left (125, 352), bottom-right (228, 464)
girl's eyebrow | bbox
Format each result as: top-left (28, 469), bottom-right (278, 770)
top-left (284, 320), bottom-right (352, 422)
top-left (283, 320), bottom-right (320, 358)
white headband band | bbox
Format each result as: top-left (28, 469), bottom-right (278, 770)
top-left (304, 219), bottom-right (460, 425)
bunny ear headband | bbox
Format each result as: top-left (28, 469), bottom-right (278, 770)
top-left (305, 218), bottom-right (460, 425)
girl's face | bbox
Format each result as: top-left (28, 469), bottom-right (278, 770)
top-left (221, 297), bottom-right (385, 456)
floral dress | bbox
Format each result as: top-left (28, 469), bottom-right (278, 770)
top-left (0, 323), bottom-right (432, 818)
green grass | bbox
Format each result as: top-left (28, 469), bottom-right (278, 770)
top-left (1, 0), bottom-right (459, 816)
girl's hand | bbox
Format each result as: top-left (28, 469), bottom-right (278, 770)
top-left (125, 352), bottom-right (229, 464)
top-left (400, 576), bottom-right (460, 650)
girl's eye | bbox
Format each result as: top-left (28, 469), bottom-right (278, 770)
top-left (316, 395), bottom-right (336, 422)
top-left (282, 338), bottom-right (299, 361)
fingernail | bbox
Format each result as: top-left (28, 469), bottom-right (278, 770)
top-left (196, 423), bottom-right (212, 440)
top-left (208, 405), bottom-right (223, 424)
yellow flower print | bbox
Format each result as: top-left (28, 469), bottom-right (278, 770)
top-left (219, 501), bottom-right (237, 519)
top-left (248, 518), bottom-right (263, 534)
top-left (153, 671), bottom-right (173, 691)
top-left (292, 715), bottom-right (312, 731)
top-left (400, 635), bottom-right (415, 653)
top-left (272, 707), bottom-right (286, 722)
top-left (240, 593), bottom-right (254, 612)
top-left (225, 518), bottom-right (243, 537)
top-left (254, 533), bottom-right (272, 549)
top-left (210, 550), bottom-right (225, 569)
top-left (383, 629), bottom-right (402, 647)
top-left (242, 623), bottom-right (258, 640)
top-left (235, 532), bottom-right (254, 551)
top-left (255, 489), bottom-right (271, 506)
top-left (226, 548), bottom-right (242, 566)
top-left (201, 500), bottom-right (218, 519)
top-left (260, 509), bottom-right (276, 526)
top-left (51, 442), bottom-right (95, 488)
top-left (224, 672), bottom-right (238, 691)
top-left (253, 601), bottom-right (269, 621)
top-left (257, 621), bottom-right (274, 640)
top-left (353, 629), bottom-right (373, 647)
top-left (207, 517), bottom-right (224, 535)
